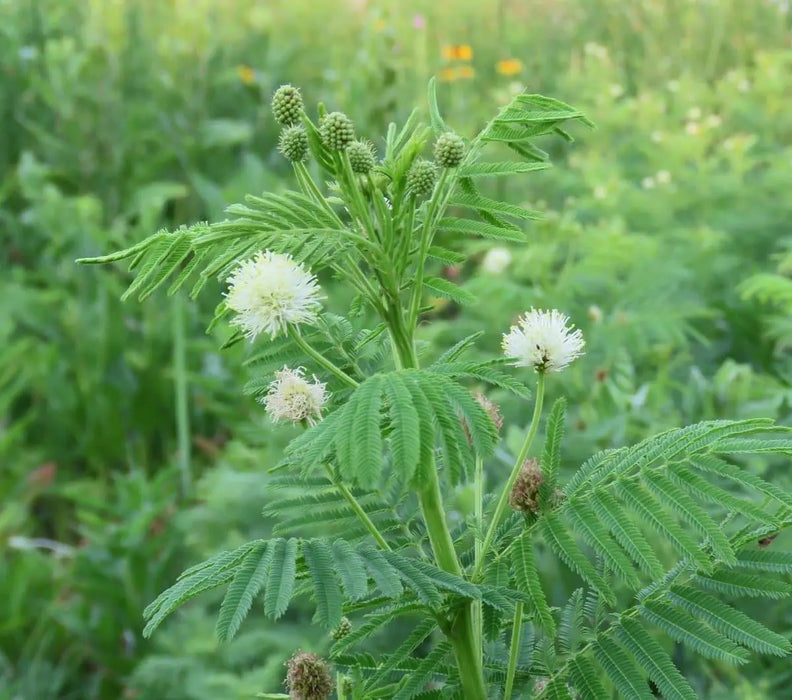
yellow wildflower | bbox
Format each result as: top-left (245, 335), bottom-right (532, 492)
top-left (373, 18), bottom-right (386, 32)
top-left (442, 44), bottom-right (473, 61)
top-left (439, 67), bottom-right (461, 82)
top-left (237, 65), bottom-right (256, 85)
top-left (496, 58), bottom-right (523, 76)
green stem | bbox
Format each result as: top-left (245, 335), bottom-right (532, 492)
top-left (336, 672), bottom-right (348, 700)
top-left (473, 455), bottom-right (484, 658)
top-left (504, 602), bottom-right (524, 700)
top-left (390, 323), bottom-right (487, 700)
top-left (324, 464), bottom-right (391, 551)
top-left (291, 331), bottom-right (359, 388)
top-left (173, 293), bottom-right (191, 497)
top-left (408, 169), bottom-right (450, 328)
top-left (473, 372), bottom-right (546, 581)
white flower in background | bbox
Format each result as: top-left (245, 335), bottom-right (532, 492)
top-left (584, 42), bottom-right (608, 59)
top-left (481, 247), bottom-right (513, 274)
top-left (593, 185), bottom-right (608, 200)
top-left (642, 176), bottom-right (656, 189)
top-left (262, 367), bottom-right (328, 425)
top-left (587, 305), bottom-right (604, 323)
top-left (687, 106), bottom-right (702, 121)
top-left (667, 79), bottom-right (680, 93)
top-left (225, 250), bottom-right (323, 340)
top-left (656, 169), bottom-right (672, 185)
top-left (502, 308), bottom-right (585, 373)
top-left (608, 84), bottom-right (624, 98)
top-left (685, 122), bottom-right (700, 135)
top-left (738, 79), bottom-right (751, 92)
top-left (706, 114), bottom-right (722, 129)
top-left (650, 130), bottom-right (664, 143)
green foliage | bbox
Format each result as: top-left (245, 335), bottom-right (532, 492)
top-left (6, 0), bottom-right (792, 697)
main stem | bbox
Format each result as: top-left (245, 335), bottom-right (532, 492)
top-left (473, 371), bottom-right (545, 582)
top-left (390, 311), bottom-right (488, 700)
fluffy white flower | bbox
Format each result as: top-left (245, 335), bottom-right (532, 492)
top-left (502, 308), bottom-right (585, 373)
top-left (642, 176), bottom-right (656, 189)
top-left (262, 367), bottom-right (328, 425)
top-left (656, 169), bottom-right (672, 185)
top-left (225, 251), bottom-right (323, 340)
top-left (481, 247), bottom-right (512, 274)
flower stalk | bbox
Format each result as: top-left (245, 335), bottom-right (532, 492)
top-left (473, 371), bottom-right (545, 582)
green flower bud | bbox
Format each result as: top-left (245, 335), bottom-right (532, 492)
top-left (320, 111), bottom-right (355, 150)
top-left (272, 84), bottom-right (304, 126)
top-left (406, 159), bottom-right (437, 197)
top-left (331, 616), bottom-right (353, 640)
top-left (278, 126), bottom-right (309, 163)
top-left (347, 140), bottom-right (376, 174)
top-left (285, 651), bottom-right (333, 700)
top-left (434, 131), bottom-right (465, 168)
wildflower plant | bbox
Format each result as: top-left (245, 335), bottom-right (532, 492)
top-left (79, 81), bottom-right (792, 699)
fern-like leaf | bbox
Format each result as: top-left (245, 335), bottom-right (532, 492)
top-left (512, 532), bottom-right (556, 634)
top-left (302, 538), bottom-right (344, 628)
top-left (216, 541), bottom-right (274, 642)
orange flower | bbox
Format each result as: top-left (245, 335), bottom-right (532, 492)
top-left (457, 65), bottom-right (475, 79)
top-left (236, 65), bottom-right (256, 85)
top-left (439, 67), bottom-right (461, 82)
top-left (442, 44), bottom-right (474, 61)
top-left (496, 58), bottom-right (523, 76)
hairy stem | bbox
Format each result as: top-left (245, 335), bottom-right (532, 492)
top-left (504, 602), bottom-right (524, 700)
top-left (291, 331), bottom-right (359, 388)
top-left (474, 371), bottom-right (545, 581)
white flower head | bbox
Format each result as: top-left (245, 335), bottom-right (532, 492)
top-left (642, 176), bottom-right (656, 189)
top-left (225, 250), bottom-right (323, 340)
top-left (656, 169), bottom-right (672, 185)
top-left (262, 366), bottom-right (328, 426)
top-left (502, 308), bottom-right (585, 373)
top-left (481, 247), bottom-right (512, 274)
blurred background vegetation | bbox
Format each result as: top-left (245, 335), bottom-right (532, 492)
top-left (2, 0), bottom-right (791, 697)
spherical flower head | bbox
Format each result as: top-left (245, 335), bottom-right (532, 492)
top-left (263, 367), bottom-right (328, 426)
top-left (225, 250), bottom-right (323, 340)
top-left (285, 651), bottom-right (333, 700)
top-left (320, 111), bottom-right (355, 150)
top-left (433, 131), bottom-right (465, 168)
top-left (481, 246), bottom-right (512, 274)
top-left (406, 159), bottom-right (437, 197)
top-left (347, 140), bottom-right (376, 174)
top-left (509, 458), bottom-right (544, 513)
top-left (272, 84), bottom-right (304, 126)
top-left (279, 126), bottom-right (309, 163)
top-left (502, 308), bottom-right (585, 373)
top-left (331, 617), bottom-right (352, 641)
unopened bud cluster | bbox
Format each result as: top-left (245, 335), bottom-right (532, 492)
top-left (331, 616), bottom-right (353, 640)
top-left (279, 126), bottom-right (309, 163)
top-left (272, 85), bottom-right (303, 126)
top-left (434, 131), bottom-right (465, 168)
top-left (347, 141), bottom-right (376, 174)
top-left (320, 111), bottom-right (355, 150)
top-left (407, 159), bottom-right (437, 197)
